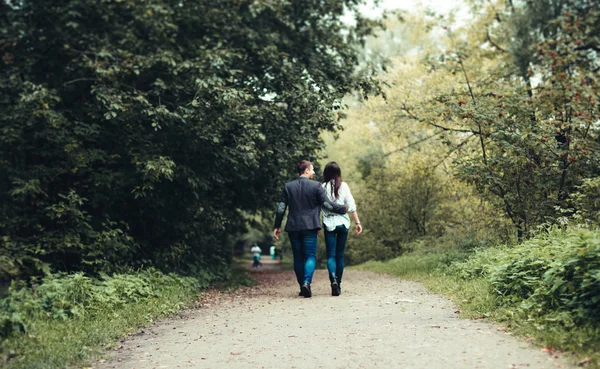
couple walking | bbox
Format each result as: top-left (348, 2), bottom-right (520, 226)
top-left (273, 160), bottom-right (362, 298)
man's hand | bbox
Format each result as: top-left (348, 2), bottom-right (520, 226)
top-left (355, 223), bottom-right (363, 235)
top-left (273, 228), bottom-right (281, 240)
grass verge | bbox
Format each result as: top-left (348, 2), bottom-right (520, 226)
top-left (1, 267), bottom-right (255, 369)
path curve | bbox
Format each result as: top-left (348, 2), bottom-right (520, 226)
top-left (97, 270), bottom-right (574, 369)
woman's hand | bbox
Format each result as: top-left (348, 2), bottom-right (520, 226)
top-left (355, 223), bottom-right (362, 235)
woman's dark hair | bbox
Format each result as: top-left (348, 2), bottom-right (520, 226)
top-left (322, 162), bottom-right (342, 199)
top-left (297, 160), bottom-right (313, 175)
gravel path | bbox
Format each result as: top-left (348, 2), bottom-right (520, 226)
top-left (97, 269), bottom-right (574, 369)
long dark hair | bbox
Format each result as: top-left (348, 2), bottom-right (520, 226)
top-left (322, 162), bottom-right (342, 199)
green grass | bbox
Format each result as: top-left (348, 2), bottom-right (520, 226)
top-left (1, 267), bottom-right (255, 369)
top-left (356, 252), bottom-right (600, 368)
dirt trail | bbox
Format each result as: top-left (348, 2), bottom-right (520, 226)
top-left (97, 269), bottom-right (575, 369)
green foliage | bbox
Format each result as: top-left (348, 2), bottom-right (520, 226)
top-left (492, 228), bottom-right (599, 326)
top-left (0, 269), bottom-right (201, 340)
top-left (569, 177), bottom-right (600, 226)
top-left (444, 227), bottom-right (600, 352)
top-left (445, 246), bottom-right (505, 280)
top-left (0, 0), bottom-right (380, 278)
top-left (345, 150), bottom-right (506, 265)
top-left (356, 251), bottom-right (446, 277)
top-left (0, 267), bottom-right (250, 368)
top-left (429, 7), bottom-right (600, 237)
top-left (357, 2), bottom-right (600, 241)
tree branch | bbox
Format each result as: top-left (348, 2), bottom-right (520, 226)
top-left (383, 131), bottom-right (445, 158)
top-left (486, 29), bottom-right (506, 53)
top-left (63, 78), bottom-right (97, 86)
top-left (428, 133), bottom-right (475, 170)
top-left (448, 31), bottom-right (488, 164)
top-left (398, 104), bottom-right (474, 133)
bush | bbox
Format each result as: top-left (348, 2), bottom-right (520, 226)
top-left (0, 267), bottom-right (247, 368)
top-left (451, 227), bottom-right (600, 328)
top-left (0, 268), bottom-right (219, 341)
top-left (570, 176), bottom-right (600, 227)
top-left (446, 246), bottom-right (506, 279)
top-left (490, 227), bottom-right (600, 326)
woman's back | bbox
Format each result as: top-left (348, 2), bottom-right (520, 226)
top-left (322, 181), bottom-right (355, 231)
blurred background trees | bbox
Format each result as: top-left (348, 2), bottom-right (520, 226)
top-left (321, 0), bottom-right (599, 264)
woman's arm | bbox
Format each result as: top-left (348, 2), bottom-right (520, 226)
top-left (350, 210), bottom-right (362, 235)
top-left (343, 183), bottom-right (361, 235)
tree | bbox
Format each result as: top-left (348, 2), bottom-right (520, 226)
top-left (320, 15), bottom-right (508, 263)
top-left (433, 7), bottom-right (600, 238)
top-left (0, 0), bottom-right (381, 279)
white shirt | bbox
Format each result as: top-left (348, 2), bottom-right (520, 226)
top-left (250, 246), bottom-right (261, 256)
top-left (321, 181), bottom-right (356, 231)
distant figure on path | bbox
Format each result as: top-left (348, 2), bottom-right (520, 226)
top-left (251, 243), bottom-right (262, 268)
top-left (273, 160), bottom-right (347, 298)
top-left (270, 245), bottom-right (276, 260)
top-left (321, 162), bottom-right (362, 296)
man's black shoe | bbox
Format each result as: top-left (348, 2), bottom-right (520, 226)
top-left (301, 283), bottom-right (311, 298)
top-left (299, 289), bottom-right (305, 297)
top-left (331, 282), bottom-right (340, 296)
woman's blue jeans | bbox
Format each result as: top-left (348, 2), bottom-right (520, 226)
top-left (324, 225), bottom-right (349, 284)
top-left (288, 230), bottom-right (318, 285)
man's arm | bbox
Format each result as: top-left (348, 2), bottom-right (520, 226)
top-left (273, 188), bottom-right (288, 239)
top-left (317, 186), bottom-right (347, 214)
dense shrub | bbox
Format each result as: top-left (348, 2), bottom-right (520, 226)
top-left (451, 227), bottom-right (600, 327)
top-left (0, 268), bottom-right (222, 341)
top-left (570, 177), bottom-right (600, 227)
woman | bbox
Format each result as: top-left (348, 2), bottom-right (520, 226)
top-left (321, 161), bottom-right (362, 296)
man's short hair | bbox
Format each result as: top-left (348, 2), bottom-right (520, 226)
top-left (297, 160), bottom-right (312, 175)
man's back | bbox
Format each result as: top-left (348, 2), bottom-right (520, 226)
top-left (280, 177), bottom-right (321, 232)
top-left (275, 177), bottom-right (346, 232)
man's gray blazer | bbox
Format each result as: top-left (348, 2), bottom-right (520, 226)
top-left (274, 176), bottom-right (347, 232)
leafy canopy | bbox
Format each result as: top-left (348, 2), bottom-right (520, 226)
top-left (0, 0), bottom-right (380, 278)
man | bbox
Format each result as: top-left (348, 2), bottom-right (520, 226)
top-left (273, 160), bottom-right (347, 298)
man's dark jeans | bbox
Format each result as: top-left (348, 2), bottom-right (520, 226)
top-left (288, 230), bottom-right (318, 286)
top-left (324, 225), bottom-right (349, 284)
